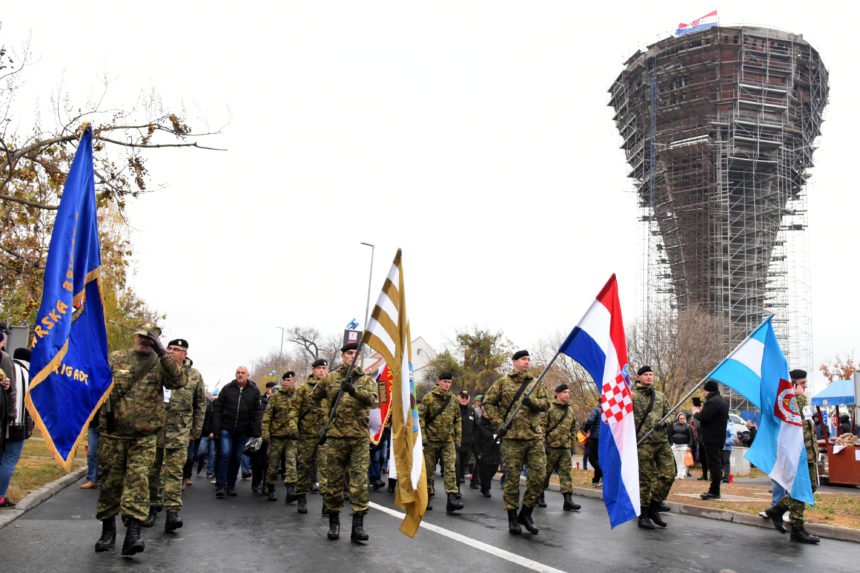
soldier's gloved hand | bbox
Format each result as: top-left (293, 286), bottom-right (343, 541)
top-left (522, 396), bottom-right (535, 410)
top-left (145, 335), bottom-right (166, 357)
top-left (248, 437), bottom-right (263, 452)
top-left (495, 426), bottom-right (508, 439)
top-left (340, 380), bottom-right (356, 396)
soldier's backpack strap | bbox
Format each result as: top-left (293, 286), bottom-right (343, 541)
top-left (545, 406), bottom-right (569, 439)
top-left (635, 390), bottom-right (656, 439)
top-left (425, 395), bottom-right (453, 428)
top-left (501, 378), bottom-right (531, 426)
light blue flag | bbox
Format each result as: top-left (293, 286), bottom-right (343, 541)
top-left (26, 128), bottom-right (112, 469)
top-left (704, 318), bottom-right (771, 409)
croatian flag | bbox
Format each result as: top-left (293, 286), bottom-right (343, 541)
top-left (559, 274), bottom-right (639, 527)
top-left (676, 10), bottom-right (718, 36)
top-left (745, 318), bottom-right (814, 505)
top-left (704, 318), bottom-right (769, 409)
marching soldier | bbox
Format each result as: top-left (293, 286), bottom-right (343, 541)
top-left (484, 350), bottom-right (549, 535)
top-left (291, 358), bottom-right (330, 514)
top-left (95, 324), bottom-right (187, 556)
top-left (262, 371), bottom-right (299, 503)
top-left (418, 373), bottom-right (463, 513)
top-left (313, 343), bottom-right (378, 543)
top-left (539, 384), bottom-right (581, 512)
top-left (764, 369), bottom-right (821, 544)
top-left (632, 366), bottom-right (674, 530)
top-left (144, 339), bottom-right (206, 532)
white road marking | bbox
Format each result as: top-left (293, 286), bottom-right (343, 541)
top-left (369, 501), bottom-right (568, 573)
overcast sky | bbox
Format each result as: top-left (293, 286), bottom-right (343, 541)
top-left (3, 2), bottom-right (856, 395)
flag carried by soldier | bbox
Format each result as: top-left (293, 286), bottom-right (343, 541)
top-left (361, 249), bottom-right (428, 537)
top-left (558, 274), bottom-right (640, 528)
top-left (26, 126), bottom-right (112, 469)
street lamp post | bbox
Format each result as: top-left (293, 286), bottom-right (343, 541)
top-left (275, 326), bottom-right (286, 376)
top-left (360, 242), bottom-right (375, 368)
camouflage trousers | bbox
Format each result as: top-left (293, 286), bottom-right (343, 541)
top-left (323, 437), bottom-right (369, 514)
top-left (774, 462), bottom-right (818, 527)
top-left (96, 434), bottom-right (156, 522)
top-left (638, 440), bottom-right (675, 508)
top-left (500, 439), bottom-right (546, 511)
top-left (296, 438), bottom-right (327, 495)
top-left (544, 447), bottom-right (573, 494)
top-left (424, 441), bottom-right (457, 495)
top-left (266, 437), bottom-right (297, 486)
top-left (148, 446), bottom-right (186, 511)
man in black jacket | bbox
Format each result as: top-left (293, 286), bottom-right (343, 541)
top-left (456, 390), bottom-right (478, 493)
top-left (695, 380), bottom-right (729, 500)
top-left (212, 366), bottom-right (264, 498)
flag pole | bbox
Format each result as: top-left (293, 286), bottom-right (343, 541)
top-left (636, 315), bottom-right (772, 445)
top-left (498, 350), bottom-right (563, 435)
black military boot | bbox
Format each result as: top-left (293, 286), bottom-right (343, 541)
top-left (297, 494), bottom-right (308, 514)
top-left (322, 503), bottom-right (330, 516)
top-left (507, 509), bottom-right (522, 535)
top-left (121, 519), bottom-right (145, 556)
top-left (164, 511), bottom-right (183, 532)
top-left (351, 511), bottom-right (369, 543)
top-left (790, 526), bottom-right (820, 544)
top-left (517, 505), bottom-right (539, 534)
top-left (267, 484), bottom-right (277, 502)
top-left (765, 507), bottom-right (787, 534)
top-left (94, 517), bottom-right (116, 552)
top-left (285, 485), bottom-right (298, 504)
top-left (142, 505), bottom-right (158, 528)
top-left (648, 503), bottom-right (667, 528)
top-left (446, 492), bottom-right (464, 513)
top-left (563, 493), bottom-right (581, 512)
top-left (387, 478), bottom-right (396, 493)
top-left (637, 513), bottom-right (656, 530)
top-left (327, 512), bottom-right (340, 540)
top-left (537, 493), bottom-right (547, 508)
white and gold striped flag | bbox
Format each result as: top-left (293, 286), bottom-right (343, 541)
top-left (361, 249), bottom-right (428, 537)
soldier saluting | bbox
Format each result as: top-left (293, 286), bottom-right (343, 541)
top-left (94, 323), bottom-right (187, 557)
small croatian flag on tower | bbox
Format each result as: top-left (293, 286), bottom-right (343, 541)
top-left (559, 274), bottom-right (639, 527)
top-left (676, 10), bottom-right (718, 36)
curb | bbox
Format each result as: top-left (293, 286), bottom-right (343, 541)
top-left (0, 466), bottom-right (86, 530)
top-left (560, 483), bottom-right (860, 543)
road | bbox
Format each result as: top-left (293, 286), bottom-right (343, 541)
top-left (0, 474), bottom-right (857, 573)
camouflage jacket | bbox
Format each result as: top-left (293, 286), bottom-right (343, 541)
top-left (101, 349), bottom-right (187, 438)
top-left (313, 364), bottom-right (378, 439)
top-left (418, 386), bottom-right (461, 445)
top-left (797, 394), bottom-right (819, 462)
top-left (157, 362), bottom-right (206, 448)
top-left (483, 370), bottom-right (549, 441)
top-left (290, 376), bottom-right (328, 439)
top-left (545, 400), bottom-right (577, 450)
top-left (262, 386), bottom-right (298, 439)
top-left (632, 381), bottom-right (670, 444)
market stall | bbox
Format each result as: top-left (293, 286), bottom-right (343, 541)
top-left (812, 380), bottom-right (859, 486)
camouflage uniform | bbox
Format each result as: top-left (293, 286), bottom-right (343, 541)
top-left (483, 371), bottom-right (549, 511)
top-left (262, 385), bottom-right (299, 487)
top-left (96, 350), bottom-right (186, 522)
top-left (773, 393), bottom-right (819, 526)
top-left (543, 400), bottom-right (577, 494)
top-left (291, 375), bottom-right (329, 496)
top-left (418, 386), bottom-right (461, 495)
top-left (148, 361), bottom-right (206, 512)
top-left (632, 381), bottom-right (675, 509)
top-left (313, 364), bottom-right (378, 514)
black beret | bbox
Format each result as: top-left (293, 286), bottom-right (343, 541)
top-left (555, 384), bottom-right (569, 393)
top-left (341, 342), bottom-right (359, 352)
top-left (459, 390), bottom-right (470, 397)
top-left (512, 350), bottom-right (530, 360)
top-left (265, 382), bottom-right (276, 388)
top-left (703, 380), bottom-right (718, 392)
top-left (0, 321), bottom-right (8, 333)
top-left (13, 347), bottom-right (31, 361)
top-left (312, 358), bottom-right (328, 368)
top-left (637, 365), bottom-right (653, 376)
top-left (168, 338), bottom-right (189, 349)
top-left (438, 372), bottom-right (453, 381)
top-left (789, 369), bottom-right (807, 381)
top-left (282, 371), bottom-right (296, 379)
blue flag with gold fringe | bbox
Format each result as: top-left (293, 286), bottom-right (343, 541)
top-left (26, 127), bottom-right (112, 470)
